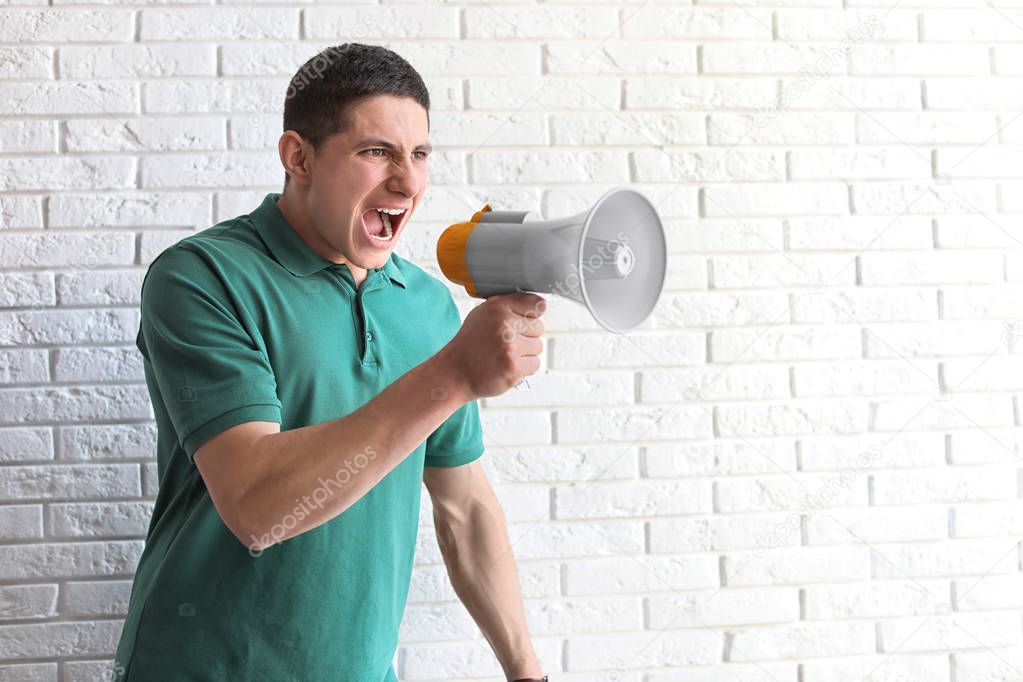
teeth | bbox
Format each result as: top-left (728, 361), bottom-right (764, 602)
top-left (376, 208), bottom-right (405, 215)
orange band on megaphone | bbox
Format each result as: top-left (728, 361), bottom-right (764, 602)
top-left (436, 203), bottom-right (491, 298)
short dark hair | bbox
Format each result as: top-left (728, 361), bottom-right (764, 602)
top-left (281, 43), bottom-right (431, 183)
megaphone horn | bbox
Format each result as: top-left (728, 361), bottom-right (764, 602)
top-left (437, 187), bottom-right (667, 333)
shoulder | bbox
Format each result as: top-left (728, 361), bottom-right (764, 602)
top-left (143, 216), bottom-right (268, 293)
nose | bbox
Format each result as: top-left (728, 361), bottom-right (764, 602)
top-left (387, 155), bottom-right (421, 197)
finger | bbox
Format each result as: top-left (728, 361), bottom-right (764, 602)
top-left (516, 336), bottom-right (543, 357)
top-left (516, 316), bottom-right (545, 338)
top-left (506, 293), bottom-right (547, 318)
top-left (521, 355), bottom-right (541, 375)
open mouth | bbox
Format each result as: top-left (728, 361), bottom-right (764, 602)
top-left (361, 206), bottom-right (409, 246)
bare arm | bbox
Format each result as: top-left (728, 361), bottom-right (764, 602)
top-left (424, 461), bottom-right (544, 680)
top-left (195, 293), bottom-right (546, 553)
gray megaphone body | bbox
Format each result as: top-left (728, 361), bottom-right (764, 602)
top-left (436, 187), bottom-right (667, 333)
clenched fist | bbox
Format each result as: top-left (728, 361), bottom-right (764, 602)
top-left (441, 292), bottom-right (547, 399)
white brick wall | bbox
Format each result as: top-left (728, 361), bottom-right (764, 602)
top-left (1, 1), bottom-right (1022, 680)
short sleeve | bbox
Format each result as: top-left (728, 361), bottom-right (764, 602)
top-left (138, 245), bottom-right (282, 463)
top-left (423, 290), bottom-right (485, 468)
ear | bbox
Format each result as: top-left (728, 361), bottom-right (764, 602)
top-left (279, 131), bottom-right (313, 186)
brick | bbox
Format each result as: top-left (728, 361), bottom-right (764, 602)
top-left (646, 439), bottom-right (798, 478)
top-left (802, 654), bottom-right (949, 681)
top-left (0, 349), bottom-right (49, 384)
top-left (48, 192), bottom-right (210, 228)
top-left (800, 433), bottom-right (945, 471)
top-left (484, 444), bottom-right (638, 484)
top-left (0, 121), bottom-right (55, 154)
top-left (718, 400), bottom-right (868, 437)
top-left (0, 385), bottom-right (152, 424)
top-left (708, 112), bottom-right (854, 146)
top-left (879, 613), bottom-right (1021, 652)
top-left (304, 6), bottom-right (457, 40)
top-left (565, 555), bottom-right (720, 595)
top-left (0, 197), bottom-right (44, 229)
top-left (0, 584), bottom-right (57, 620)
top-left (554, 479), bottom-right (712, 519)
top-left (873, 394), bottom-right (1012, 431)
top-left (473, 150), bottom-right (627, 184)
top-left (553, 331), bottom-right (704, 369)
top-left (0, 620), bottom-right (123, 658)
top-left (0, 464), bottom-right (140, 502)
top-left (557, 406), bottom-right (712, 443)
top-left (56, 270), bottom-right (145, 306)
top-left (851, 45), bottom-right (990, 75)
top-left (0, 232), bottom-right (134, 268)
top-left (0, 9), bottom-right (133, 42)
top-left (0, 158), bottom-right (135, 192)
top-left (787, 216), bottom-right (933, 250)
top-left (464, 6), bottom-right (618, 38)
top-left (0, 428), bottom-right (53, 464)
top-left (627, 77), bottom-right (775, 109)
top-left (653, 291), bottom-right (789, 329)
top-left (65, 117), bottom-right (224, 153)
top-left (0, 541), bottom-right (142, 580)
top-left (0, 82), bottom-right (137, 116)
top-left (711, 327), bottom-right (861, 363)
top-left (793, 360), bottom-right (937, 396)
top-left (642, 365), bottom-right (790, 403)
top-left (59, 44), bottom-right (215, 78)
top-left (0, 273), bottom-right (54, 309)
top-left (792, 288), bottom-right (938, 324)
top-left (704, 182), bottom-right (848, 217)
top-left (0, 46), bottom-right (51, 79)
top-left (776, 10), bottom-right (917, 41)
top-left (140, 152), bottom-right (281, 189)
top-left (729, 621), bottom-right (875, 658)
top-left (544, 42), bottom-right (698, 76)
top-left (0, 505), bottom-right (43, 541)
top-left (0, 309), bottom-right (138, 346)
top-left (790, 147), bottom-right (931, 180)
top-left (633, 149), bottom-right (785, 183)
top-left (649, 514), bottom-right (800, 553)
top-left (871, 538), bottom-right (1019, 579)
top-left (807, 505), bottom-right (948, 544)
top-left (49, 502), bottom-right (152, 538)
top-left (62, 580), bottom-right (133, 616)
top-left (140, 8), bottom-right (298, 40)
top-left (624, 8), bottom-right (773, 40)
top-left (566, 630), bottom-right (720, 670)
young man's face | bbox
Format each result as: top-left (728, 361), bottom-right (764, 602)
top-left (304, 94), bottom-right (430, 272)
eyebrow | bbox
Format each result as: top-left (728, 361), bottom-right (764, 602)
top-left (355, 138), bottom-right (433, 153)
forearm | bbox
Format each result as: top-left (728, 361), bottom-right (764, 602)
top-left (435, 492), bottom-right (542, 679)
top-left (239, 348), bottom-right (471, 550)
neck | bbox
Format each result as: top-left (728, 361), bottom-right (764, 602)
top-left (276, 187), bottom-right (367, 287)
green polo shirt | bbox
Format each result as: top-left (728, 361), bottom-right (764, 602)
top-left (113, 192), bottom-right (484, 682)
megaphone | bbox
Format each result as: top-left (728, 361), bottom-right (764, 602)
top-left (436, 187), bottom-right (667, 333)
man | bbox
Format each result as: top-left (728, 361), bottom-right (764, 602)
top-left (112, 43), bottom-right (549, 682)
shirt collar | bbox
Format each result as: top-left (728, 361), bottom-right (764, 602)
top-left (250, 192), bottom-right (407, 289)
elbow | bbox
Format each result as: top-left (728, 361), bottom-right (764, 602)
top-left (226, 504), bottom-right (269, 555)
top-left (220, 489), bottom-right (273, 555)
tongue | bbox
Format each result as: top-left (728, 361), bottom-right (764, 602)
top-left (364, 210), bottom-right (385, 236)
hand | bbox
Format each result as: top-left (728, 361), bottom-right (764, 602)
top-left (440, 292), bottom-right (547, 400)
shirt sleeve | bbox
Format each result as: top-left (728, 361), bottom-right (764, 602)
top-left (423, 289), bottom-right (485, 469)
top-left (138, 245), bottom-right (282, 463)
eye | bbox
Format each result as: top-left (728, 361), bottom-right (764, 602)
top-left (364, 148), bottom-right (387, 157)
top-left (413, 151), bottom-right (429, 161)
